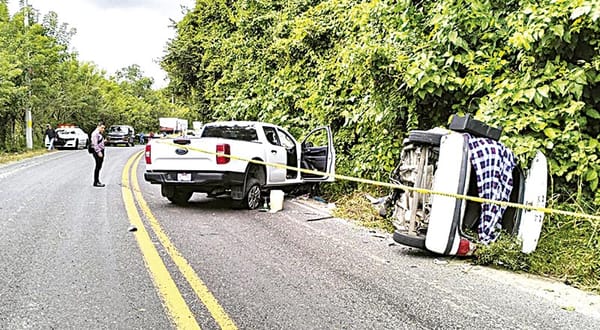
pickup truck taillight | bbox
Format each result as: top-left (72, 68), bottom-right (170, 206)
top-left (145, 144), bottom-right (152, 164)
top-left (216, 144), bottom-right (230, 164)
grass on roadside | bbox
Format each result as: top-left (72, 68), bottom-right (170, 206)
top-left (332, 191), bottom-right (395, 233)
top-left (0, 148), bottom-right (49, 165)
top-left (475, 191), bottom-right (600, 294)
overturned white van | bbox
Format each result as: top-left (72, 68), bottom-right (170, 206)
top-left (381, 114), bottom-right (547, 256)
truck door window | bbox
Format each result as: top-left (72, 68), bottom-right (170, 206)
top-left (277, 129), bottom-right (296, 149)
top-left (303, 128), bottom-right (328, 148)
top-left (263, 127), bottom-right (280, 146)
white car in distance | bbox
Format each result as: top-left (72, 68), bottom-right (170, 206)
top-left (46, 127), bottom-right (89, 149)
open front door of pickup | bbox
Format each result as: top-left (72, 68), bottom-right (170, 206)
top-left (300, 126), bottom-right (335, 183)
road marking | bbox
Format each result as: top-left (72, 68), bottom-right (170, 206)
top-left (128, 152), bottom-right (238, 330)
top-left (122, 153), bottom-right (200, 329)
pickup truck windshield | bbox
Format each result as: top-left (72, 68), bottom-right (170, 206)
top-left (201, 125), bottom-right (258, 142)
top-left (109, 125), bottom-right (130, 134)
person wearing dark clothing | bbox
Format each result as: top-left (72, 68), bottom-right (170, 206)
top-left (91, 122), bottom-right (106, 187)
top-left (45, 124), bottom-right (57, 151)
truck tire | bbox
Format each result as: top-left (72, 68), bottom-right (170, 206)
top-left (393, 231), bottom-right (426, 249)
top-left (406, 130), bottom-right (444, 146)
top-left (232, 178), bottom-right (262, 210)
top-left (168, 190), bottom-right (193, 205)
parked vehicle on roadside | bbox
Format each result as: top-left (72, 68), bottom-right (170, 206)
top-left (144, 121), bottom-right (335, 208)
top-left (46, 126), bottom-right (89, 149)
top-left (106, 125), bottom-right (135, 147)
top-left (380, 114), bottom-right (547, 256)
top-left (159, 117), bottom-right (188, 135)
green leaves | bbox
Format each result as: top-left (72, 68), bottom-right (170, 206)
top-left (161, 0), bottom-right (600, 203)
top-left (571, 6), bottom-right (592, 20)
top-left (586, 108), bottom-right (600, 119)
top-left (0, 4), bottom-right (186, 151)
top-left (543, 128), bottom-right (559, 139)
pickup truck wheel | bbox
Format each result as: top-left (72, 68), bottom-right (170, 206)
top-left (246, 179), bottom-right (262, 210)
top-left (232, 178), bottom-right (262, 210)
top-left (168, 190), bottom-right (193, 205)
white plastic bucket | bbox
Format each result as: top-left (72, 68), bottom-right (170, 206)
top-left (269, 190), bottom-right (284, 212)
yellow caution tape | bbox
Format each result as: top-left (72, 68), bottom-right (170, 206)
top-left (153, 139), bottom-right (600, 222)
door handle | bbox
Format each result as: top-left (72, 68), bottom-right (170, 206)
top-left (271, 150), bottom-right (277, 154)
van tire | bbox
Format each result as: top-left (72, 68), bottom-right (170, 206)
top-left (393, 231), bottom-right (426, 249)
top-left (406, 130), bottom-right (444, 146)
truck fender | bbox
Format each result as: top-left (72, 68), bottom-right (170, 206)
top-left (233, 162), bottom-right (266, 201)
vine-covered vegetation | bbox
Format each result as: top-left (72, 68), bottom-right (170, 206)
top-left (0, 1), bottom-right (191, 152)
top-left (162, 0), bottom-right (599, 290)
top-left (163, 0), bottom-right (599, 203)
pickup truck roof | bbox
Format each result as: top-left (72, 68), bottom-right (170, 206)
top-left (205, 121), bottom-right (281, 127)
top-left (201, 121), bottom-right (287, 142)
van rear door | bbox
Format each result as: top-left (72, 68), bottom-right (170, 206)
top-left (518, 151), bottom-right (548, 253)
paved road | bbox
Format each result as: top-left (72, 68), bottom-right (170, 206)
top-left (0, 146), bottom-right (599, 329)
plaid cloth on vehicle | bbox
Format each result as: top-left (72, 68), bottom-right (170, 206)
top-left (466, 134), bottom-right (516, 244)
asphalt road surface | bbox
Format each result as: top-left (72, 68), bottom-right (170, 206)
top-left (1, 146), bottom-right (599, 329)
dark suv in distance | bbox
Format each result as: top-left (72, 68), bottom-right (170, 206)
top-left (106, 125), bottom-right (135, 147)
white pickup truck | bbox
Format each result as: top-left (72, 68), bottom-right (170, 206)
top-left (144, 121), bottom-right (336, 208)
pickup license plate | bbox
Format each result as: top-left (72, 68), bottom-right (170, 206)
top-left (177, 173), bottom-right (191, 182)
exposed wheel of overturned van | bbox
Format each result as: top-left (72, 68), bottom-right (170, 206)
top-left (393, 231), bottom-right (426, 249)
top-left (168, 190), bottom-right (193, 205)
top-left (232, 178), bottom-right (262, 210)
top-left (406, 130), bottom-right (445, 146)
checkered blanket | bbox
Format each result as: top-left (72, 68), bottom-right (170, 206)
top-left (467, 134), bottom-right (516, 244)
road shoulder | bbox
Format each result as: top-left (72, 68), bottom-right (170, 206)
top-left (291, 195), bottom-right (600, 320)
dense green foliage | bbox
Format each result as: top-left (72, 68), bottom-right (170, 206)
top-left (0, 2), bottom-right (191, 152)
top-left (162, 0), bottom-right (599, 290)
top-left (163, 0), bottom-right (600, 204)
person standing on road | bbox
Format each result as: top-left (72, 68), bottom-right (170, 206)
top-left (45, 124), bottom-right (56, 151)
top-left (91, 122), bottom-right (106, 187)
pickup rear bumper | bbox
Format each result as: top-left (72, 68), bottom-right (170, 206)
top-left (144, 171), bottom-right (245, 189)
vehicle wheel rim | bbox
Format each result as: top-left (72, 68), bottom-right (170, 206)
top-left (247, 185), bottom-right (261, 209)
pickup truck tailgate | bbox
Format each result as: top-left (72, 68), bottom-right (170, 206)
top-left (146, 137), bottom-right (252, 173)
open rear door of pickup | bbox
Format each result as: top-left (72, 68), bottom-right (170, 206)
top-left (300, 126), bottom-right (335, 182)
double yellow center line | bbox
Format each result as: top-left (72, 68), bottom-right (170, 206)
top-left (121, 152), bottom-right (237, 329)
